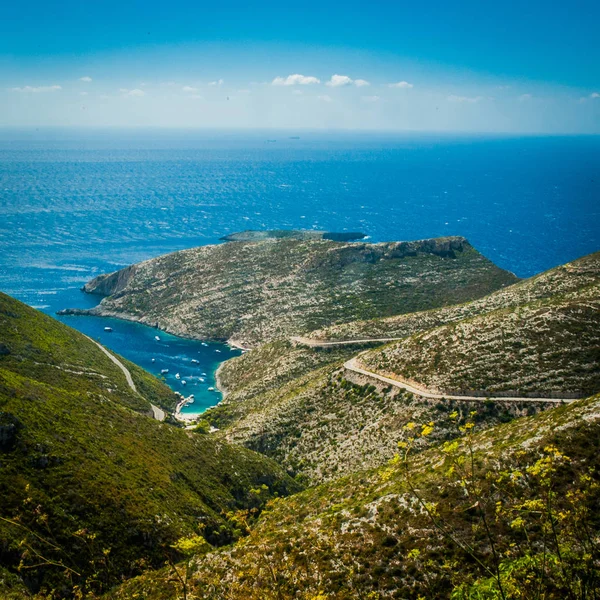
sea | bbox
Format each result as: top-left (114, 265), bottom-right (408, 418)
top-left (1, 129), bottom-right (599, 415)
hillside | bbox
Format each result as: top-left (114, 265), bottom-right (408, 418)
top-left (360, 286), bottom-right (600, 398)
top-left (107, 392), bottom-right (600, 599)
top-left (303, 249), bottom-right (600, 343)
top-left (0, 293), bottom-right (299, 598)
top-left (68, 236), bottom-right (518, 347)
top-left (204, 251), bottom-right (599, 484)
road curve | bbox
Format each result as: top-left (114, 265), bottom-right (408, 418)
top-left (292, 335), bottom-right (404, 348)
top-left (86, 336), bottom-right (166, 421)
top-left (344, 357), bottom-right (576, 405)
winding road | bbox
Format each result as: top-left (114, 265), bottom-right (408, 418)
top-left (344, 357), bottom-right (575, 404)
top-left (86, 336), bottom-right (166, 421)
top-left (292, 335), bottom-right (405, 348)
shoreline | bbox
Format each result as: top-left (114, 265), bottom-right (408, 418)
top-left (215, 361), bottom-right (228, 399)
top-left (59, 303), bottom-right (243, 420)
top-left (174, 395), bottom-right (201, 423)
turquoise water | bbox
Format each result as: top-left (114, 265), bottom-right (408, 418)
top-left (1, 130), bottom-right (599, 413)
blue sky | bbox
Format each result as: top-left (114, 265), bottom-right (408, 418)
top-left (1, 0), bottom-right (599, 131)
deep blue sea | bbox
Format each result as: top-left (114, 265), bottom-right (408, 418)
top-left (1, 130), bottom-right (599, 413)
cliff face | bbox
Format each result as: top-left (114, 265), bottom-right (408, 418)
top-left (78, 236), bottom-right (518, 347)
top-left (83, 263), bottom-right (138, 296)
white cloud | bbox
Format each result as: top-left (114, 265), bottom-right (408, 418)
top-left (518, 93), bottom-right (532, 101)
top-left (120, 88), bottom-right (145, 97)
top-left (326, 74), bottom-right (353, 87)
top-left (272, 74), bottom-right (320, 86)
top-left (79, 91), bottom-right (89, 96)
top-left (447, 94), bottom-right (483, 103)
top-left (208, 79), bottom-right (224, 86)
top-left (79, 76), bottom-right (92, 82)
top-left (317, 94), bottom-right (333, 102)
top-left (325, 74), bottom-right (370, 87)
top-left (182, 86), bottom-right (198, 92)
top-left (388, 81), bottom-right (413, 89)
top-left (292, 89), bottom-right (303, 95)
top-left (361, 95), bottom-right (380, 102)
top-left (10, 85), bottom-right (62, 93)
top-left (578, 92), bottom-right (600, 103)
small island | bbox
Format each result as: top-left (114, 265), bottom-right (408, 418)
top-left (220, 229), bottom-right (367, 242)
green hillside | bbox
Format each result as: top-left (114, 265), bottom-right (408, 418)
top-left (0, 293), bottom-right (299, 598)
top-left (304, 250), bottom-right (600, 343)
top-left (107, 392), bottom-right (600, 599)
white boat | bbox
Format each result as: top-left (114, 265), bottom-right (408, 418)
top-left (151, 358), bottom-right (155, 363)
top-left (208, 387), bottom-right (215, 391)
top-left (215, 349), bottom-right (221, 353)
top-left (182, 380), bottom-right (187, 385)
top-left (198, 377), bottom-right (205, 383)
top-left (161, 369), bottom-right (169, 374)
top-left (104, 327), bottom-right (112, 332)
top-left (188, 397), bottom-right (194, 404)
top-left (155, 335), bottom-right (160, 341)
top-left (191, 359), bottom-right (199, 364)
top-left (201, 372), bottom-right (207, 376)
top-left (201, 342), bottom-right (208, 346)
top-left (175, 373), bottom-right (180, 379)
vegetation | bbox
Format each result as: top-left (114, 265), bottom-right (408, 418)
top-left (0, 293), bottom-right (300, 598)
top-left (3, 241), bottom-right (600, 599)
top-left (76, 236), bottom-right (517, 346)
top-left (361, 290), bottom-right (600, 398)
top-left (305, 249), bottom-right (600, 343)
top-left (106, 393), bottom-right (600, 599)
top-left (201, 253), bottom-right (599, 485)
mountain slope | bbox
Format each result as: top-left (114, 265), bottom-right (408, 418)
top-left (107, 392), bottom-right (600, 599)
top-left (304, 249), bottom-right (600, 343)
top-left (71, 236), bottom-right (517, 347)
top-left (0, 293), bottom-right (299, 598)
top-left (204, 251), bottom-right (599, 484)
top-left (360, 286), bottom-right (600, 398)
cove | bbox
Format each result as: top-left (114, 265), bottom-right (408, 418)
top-left (15, 280), bottom-right (240, 416)
top-left (57, 313), bottom-right (241, 416)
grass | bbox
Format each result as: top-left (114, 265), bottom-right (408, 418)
top-left (0, 292), bottom-right (300, 598)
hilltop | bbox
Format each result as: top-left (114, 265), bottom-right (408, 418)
top-left (302, 250), bottom-right (600, 343)
top-left (0, 293), bottom-right (299, 598)
top-left (68, 236), bottom-right (518, 347)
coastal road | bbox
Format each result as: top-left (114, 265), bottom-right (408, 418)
top-left (86, 336), bottom-right (166, 421)
top-left (344, 357), bottom-right (576, 404)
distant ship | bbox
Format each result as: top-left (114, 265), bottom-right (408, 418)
top-left (104, 327), bottom-right (112, 332)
